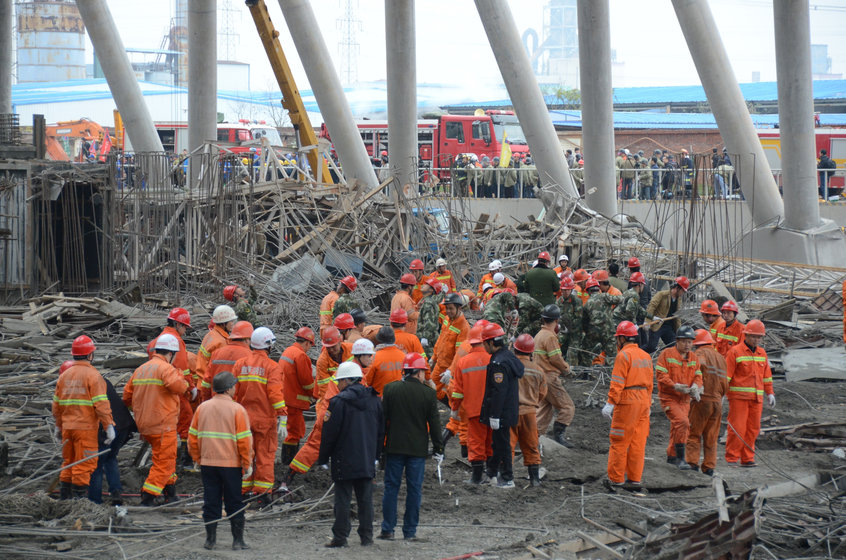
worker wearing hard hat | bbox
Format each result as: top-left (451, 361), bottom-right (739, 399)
top-left (492, 272), bottom-right (518, 294)
top-left (390, 309), bottom-right (427, 359)
top-left (715, 301), bottom-right (745, 357)
top-left (699, 300), bottom-right (724, 340)
top-left (477, 260), bottom-right (502, 299)
top-left (391, 273), bottom-right (420, 335)
top-left (195, 305), bottom-right (238, 402)
top-left (431, 293), bottom-right (471, 404)
top-left (643, 276), bottom-right (690, 353)
top-left (334, 313), bottom-right (361, 344)
top-left (553, 254), bottom-right (571, 276)
top-left (367, 327), bottom-right (407, 397)
top-left (320, 275), bottom-right (358, 337)
top-left (534, 305), bottom-right (576, 448)
top-left (314, 326), bottom-right (354, 400)
top-left (332, 278), bottom-right (363, 320)
top-left (686, 330), bottom-right (728, 475)
top-left (279, 327), bottom-right (317, 465)
top-left (523, 252), bottom-right (559, 306)
top-left (511, 334), bottom-right (547, 486)
top-left (223, 284), bottom-right (258, 326)
top-left (409, 259), bottom-right (427, 304)
top-left (200, 321), bottom-right (254, 402)
top-left (417, 278), bottom-right (445, 354)
top-left (430, 258), bottom-right (457, 293)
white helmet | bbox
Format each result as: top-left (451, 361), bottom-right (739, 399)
top-left (250, 327), bottom-right (276, 350)
top-left (492, 272), bottom-right (505, 285)
top-left (212, 305), bottom-right (237, 324)
top-left (558, 254), bottom-right (569, 263)
top-left (335, 361), bottom-right (363, 380)
top-left (488, 259), bottom-right (502, 272)
top-left (482, 283), bottom-right (493, 292)
top-left (154, 333), bottom-right (181, 353)
top-left (351, 338), bottom-right (375, 355)
top-left (436, 258), bottom-right (447, 267)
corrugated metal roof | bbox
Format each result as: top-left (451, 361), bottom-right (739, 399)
top-left (549, 110), bottom-right (846, 129)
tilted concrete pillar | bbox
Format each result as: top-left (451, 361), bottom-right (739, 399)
top-left (277, 0), bottom-right (377, 189)
top-left (0, 0), bottom-right (12, 114)
top-left (577, 0), bottom-right (616, 217)
top-left (76, 0), bottom-right (163, 152)
top-left (188, 0), bottom-right (217, 185)
top-left (474, 0), bottom-right (579, 218)
top-left (774, 1), bottom-right (821, 231)
top-left (385, 0), bottom-right (417, 191)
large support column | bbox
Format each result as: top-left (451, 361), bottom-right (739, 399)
top-left (0, 0), bottom-right (12, 113)
top-left (385, 0), bottom-right (417, 191)
top-left (76, 0), bottom-right (163, 153)
top-left (277, 0), bottom-right (377, 189)
top-left (774, 1), bottom-right (821, 231)
top-left (188, 0), bottom-right (216, 185)
top-left (474, 0), bottom-right (579, 219)
top-left (672, 0), bottom-right (783, 226)
top-left (577, 0), bottom-right (616, 217)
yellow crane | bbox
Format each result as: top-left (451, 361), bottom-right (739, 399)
top-left (245, 0), bottom-right (333, 183)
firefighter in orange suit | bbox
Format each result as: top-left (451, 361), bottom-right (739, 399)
top-left (320, 276), bottom-right (358, 337)
top-left (124, 334), bottom-right (189, 505)
top-left (53, 335), bottom-right (115, 500)
top-left (686, 330), bottom-right (728, 475)
top-left (431, 258), bottom-right (457, 293)
top-left (725, 320), bottom-right (775, 467)
top-left (715, 300), bottom-right (744, 356)
top-left (391, 274), bottom-right (420, 335)
top-left (409, 259), bottom-right (427, 304)
top-left (445, 320), bottom-right (490, 458)
top-left (279, 327), bottom-right (316, 464)
top-left (366, 327), bottom-right (406, 397)
top-left (189, 371), bottom-right (254, 551)
top-left (314, 326), bottom-right (353, 400)
top-left (533, 305), bottom-right (575, 447)
top-left (389, 308), bottom-right (427, 359)
top-left (601, 321), bottom-right (653, 489)
top-left (699, 300), bottom-right (724, 339)
top-left (511, 334), bottom-right (547, 486)
top-left (432, 292), bottom-right (470, 405)
top-left (233, 327), bottom-right (286, 506)
top-left (195, 305), bottom-right (237, 398)
top-left (655, 326), bottom-right (703, 470)
top-left (201, 321), bottom-right (254, 401)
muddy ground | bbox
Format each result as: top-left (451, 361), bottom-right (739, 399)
top-left (1, 376), bottom-right (842, 560)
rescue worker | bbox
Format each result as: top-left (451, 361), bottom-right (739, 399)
top-left (195, 305), bottom-right (237, 402)
top-left (583, 278), bottom-right (624, 364)
top-left (557, 276), bottom-right (585, 364)
top-left (725, 320), bottom-right (775, 467)
top-left (430, 258), bottom-right (457, 293)
top-left (188, 371), bottom-right (254, 551)
top-left (573, 269), bottom-right (591, 304)
top-left (626, 257), bottom-right (651, 309)
top-left (514, 292), bottom-right (545, 337)
top-left (201, 321), bottom-right (254, 401)
top-left (417, 278), bottom-right (444, 355)
top-left (477, 260), bottom-right (502, 299)
top-left (554, 254), bottom-right (571, 276)
top-left (601, 321), bottom-right (653, 490)
top-left (390, 309), bottom-right (427, 359)
top-left (686, 329), bottom-right (728, 475)
top-left (279, 327), bottom-right (315, 465)
top-left (351, 308), bottom-right (381, 343)
top-left (594, 269), bottom-right (622, 297)
top-left (445, 319), bottom-right (489, 458)
top-left (715, 300), bottom-right (745, 356)
top-left (53, 336), bottom-right (115, 500)
top-left (320, 276), bottom-right (358, 336)
top-left (534, 305), bottom-right (575, 447)
top-left (431, 292), bottom-right (470, 404)
top-left (332, 278), bottom-right (362, 319)
top-left (643, 276), bottom-right (690, 353)
top-left (613, 272), bottom-right (647, 324)
top-left (511, 334), bottom-right (547, 486)
top-left (367, 327), bottom-right (406, 397)
top-left (314, 326), bottom-right (353, 400)
top-left (335, 313), bottom-right (360, 344)
top-left (409, 259), bottom-right (427, 304)
top-left (522, 251), bottom-right (559, 306)
top-left (699, 300), bottom-right (724, 339)
top-left (655, 326), bottom-right (703, 470)
top-left (223, 284), bottom-right (258, 326)
top-left (391, 273), bottom-right (420, 335)
top-left (318, 362), bottom-right (384, 548)
top-left (379, 352), bottom-right (444, 541)
top-left (480, 323), bottom-right (524, 488)
top-left (351, 338), bottom-right (376, 376)
top-left (124, 334), bottom-right (189, 505)
top-left (492, 272), bottom-right (518, 294)
top-left (233, 327), bottom-right (286, 506)
top-left (89, 364), bottom-right (135, 505)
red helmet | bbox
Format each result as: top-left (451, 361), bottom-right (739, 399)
top-left (409, 259), bottom-right (425, 271)
top-left (223, 285), bottom-right (238, 301)
top-left (168, 307), bottom-right (191, 327)
top-left (537, 251), bottom-right (551, 262)
top-left (615, 321), bottom-right (638, 337)
top-left (586, 277), bottom-right (600, 290)
top-left (574, 269), bottom-right (589, 283)
top-left (468, 324), bottom-right (484, 345)
top-left (71, 335), bottom-right (96, 356)
top-left (389, 308), bottom-right (409, 324)
top-left (230, 321), bottom-right (254, 340)
top-left (474, 319), bottom-right (491, 330)
top-left (334, 313), bottom-right (355, 330)
top-left (513, 333), bottom-right (535, 353)
top-left (295, 326), bottom-right (315, 344)
top-left (402, 352), bottom-right (428, 370)
top-left (400, 273), bottom-right (417, 286)
top-left (627, 257), bottom-right (641, 268)
top-left (744, 319), bottom-right (765, 336)
top-left (481, 323), bottom-right (506, 341)
top-left (674, 276), bottom-right (690, 291)
top-left (425, 276), bottom-right (440, 288)
top-left (321, 326), bottom-right (342, 347)
top-left (629, 272), bottom-right (645, 285)
top-left (381, 150), bottom-right (388, 157)
top-left (340, 275), bottom-right (358, 292)
top-left (593, 270), bottom-right (609, 282)
top-left (693, 329), bottom-right (716, 346)
top-left (700, 300), bottom-right (720, 315)
top-left (59, 360), bottom-right (76, 374)
top-left (560, 277), bottom-right (575, 290)
top-left (721, 300), bottom-right (739, 313)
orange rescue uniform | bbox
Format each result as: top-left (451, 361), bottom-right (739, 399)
top-left (512, 355), bottom-right (547, 466)
top-left (431, 313), bottom-right (470, 401)
top-left (707, 316), bottom-right (725, 339)
top-left (149, 327), bottom-right (194, 438)
top-left (476, 272), bottom-right (495, 298)
top-left (319, 290), bottom-right (340, 336)
top-left (686, 345), bottom-right (728, 470)
top-left (201, 340), bottom-right (253, 401)
top-left (655, 347), bottom-right (703, 458)
top-left (195, 325), bottom-right (229, 400)
top-left (715, 320), bottom-right (745, 357)
top-left (188, 393), bottom-right (253, 469)
top-left (366, 344), bottom-right (406, 397)
top-left (391, 291), bottom-right (419, 335)
top-left (314, 343), bottom-right (353, 400)
top-left (279, 342), bottom-right (314, 445)
top-left (430, 269), bottom-right (457, 292)
top-left (449, 346), bottom-right (491, 462)
top-left (725, 342), bottom-right (773, 464)
top-left (393, 328), bottom-right (427, 359)
top-left (290, 378), bottom-right (340, 474)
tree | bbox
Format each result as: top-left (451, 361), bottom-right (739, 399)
top-left (544, 85), bottom-right (581, 110)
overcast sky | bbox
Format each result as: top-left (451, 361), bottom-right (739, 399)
top-left (100, 0), bottom-right (846, 92)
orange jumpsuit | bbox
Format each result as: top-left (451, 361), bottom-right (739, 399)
top-left (655, 347), bottom-right (703, 458)
top-left (149, 327), bottom-right (194, 438)
top-left (319, 290), bottom-right (340, 336)
top-left (391, 290), bottom-right (419, 335)
top-left (195, 325), bottom-right (229, 400)
top-left (553, 265), bottom-right (572, 276)
top-left (233, 349), bottom-right (286, 494)
top-left (576, 287), bottom-right (590, 305)
top-left (431, 313), bottom-right (470, 401)
top-left (533, 328), bottom-right (575, 434)
top-left (188, 393), bottom-right (253, 471)
top-left (446, 340), bottom-right (473, 445)
top-left (707, 317), bottom-right (725, 339)
top-left (411, 279), bottom-right (426, 304)
top-left (290, 378), bottom-right (340, 474)
top-left (366, 344), bottom-right (405, 397)
top-left (313, 343), bottom-right (353, 400)
top-left (496, 277), bottom-right (518, 294)
top-left (362, 324), bottom-right (382, 344)
top-left (687, 345), bottom-right (728, 470)
top-left (725, 343), bottom-right (773, 464)
top-left (512, 355), bottom-right (547, 466)
top-left (606, 342), bottom-right (653, 484)
top-left (200, 340), bottom-right (252, 401)
top-left (449, 345), bottom-right (491, 462)
top-left (476, 273), bottom-right (495, 298)
top-left (430, 269), bottom-right (457, 293)
top-left (53, 361), bottom-right (114, 487)
top-left (279, 342), bottom-right (314, 446)
top-left (715, 320), bottom-right (745, 357)
top-left (123, 354), bottom-right (188, 496)
top-left (394, 328), bottom-right (427, 359)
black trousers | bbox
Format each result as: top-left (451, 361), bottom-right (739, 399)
top-left (333, 477), bottom-right (374, 543)
top-left (201, 466), bottom-right (244, 523)
top-left (643, 322), bottom-right (676, 354)
top-left (488, 427), bottom-right (514, 482)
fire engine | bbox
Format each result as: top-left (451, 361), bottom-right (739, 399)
top-left (758, 127), bottom-right (846, 188)
top-left (153, 120), bottom-right (284, 155)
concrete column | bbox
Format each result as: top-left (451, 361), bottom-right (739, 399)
top-left (385, 0), bottom-right (417, 191)
top-left (277, 0), bottom-right (377, 189)
top-left (76, 0), bottom-right (163, 152)
top-left (0, 0), bottom-right (12, 113)
top-left (188, 0), bottom-right (216, 185)
top-left (775, 1), bottom-right (821, 231)
top-left (672, 0), bottom-right (783, 226)
top-left (577, 0), bottom-right (616, 217)
top-left (474, 0), bottom-right (579, 208)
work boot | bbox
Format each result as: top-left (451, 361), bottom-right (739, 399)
top-left (203, 522), bottom-right (217, 550)
top-left (140, 491), bottom-right (156, 507)
top-left (163, 484), bottom-right (178, 504)
top-left (179, 441), bottom-right (193, 469)
top-left (59, 481), bottom-right (73, 500)
top-left (466, 462), bottom-right (485, 484)
top-left (281, 443), bottom-right (298, 465)
top-left (441, 428), bottom-right (454, 448)
top-left (230, 517), bottom-right (249, 550)
top-left (71, 484), bottom-right (89, 500)
top-left (552, 422), bottom-right (574, 448)
top-left (528, 465), bottom-right (541, 487)
top-left (110, 490), bottom-right (124, 506)
top-left (460, 444), bottom-right (468, 458)
top-left (675, 444), bottom-right (692, 470)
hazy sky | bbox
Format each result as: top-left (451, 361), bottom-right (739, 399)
top-left (99, 0), bottom-right (846, 92)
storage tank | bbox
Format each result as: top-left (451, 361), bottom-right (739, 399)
top-left (16, 0), bottom-right (86, 83)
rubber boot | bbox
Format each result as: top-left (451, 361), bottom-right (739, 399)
top-left (163, 484), bottom-right (178, 503)
top-left (71, 484), bottom-right (89, 500)
top-left (59, 481), bottom-right (73, 500)
top-left (441, 428), bottom-right (454, 448)
top-left (281, 443), bottom-right (298, 465)
top-left (552, 422), bottom-right (574, 448)
top-left (460, 444), bottom-right (468, 459)
top-left (231, 517), bottom-right (249, 550)
top-left (110, 490), bottom-right (124, 506)
top-left (140, 491), bottom-right (156, 506)
top-left (466, 462), bottom-right (485, 484)
top-left (203, 522), bottom-right (217, 550)
top-left (528, 465), bottom-right (541, 487)
top-left (675, 444), bottom-right (692, 470)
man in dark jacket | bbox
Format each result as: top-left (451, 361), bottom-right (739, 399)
top-left (89, 376), bottom-right (136, 504)
top-left (379, 352), bottom-right (444, 541)
top-left (480, 323), bottom-right (524, 488)
top-left (522, 251), bottom-right (559, 306)
top-left (317, 362), bottom-right (384, 548)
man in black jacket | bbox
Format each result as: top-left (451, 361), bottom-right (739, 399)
top-left (89, 374), bottom-right (136, 504)
top-left (480, 323), bottom-right (524, 488)
top-left (317, 362), bottom-right (384, 548)
top-left (379, 352), bottom-right (444, 541)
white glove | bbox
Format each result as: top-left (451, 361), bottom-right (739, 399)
top-left (691, 385), bottom-right (702, 402)
top-left (489, 418), bottom-right (500, 431)
top-left (767, 393), bottom-right (776, 407)
top-left (674, 383), bottom-right (690, 394)
top-left (242, 465), bottom-right (253, 480)
top-left (190, 387), bottom-right (198, 401)
top-left (509, 309), bottom-right (519, 320)
top-left (441, 283), bottom-right (448, 294)
top-left (440, 369), bottom-right (452, 385)
top-left (449, 409), bottom-right (460, 420)
top-left (601, 402), bottom-right (614, 419)
top-left (433, 453), bottom-right (444, 463)
top-left (420, 338), bottom-right (429, 347)
top-left (278, 416), bottom-right (288, 440)
top-left (104, 424), bottom-right (116, 445)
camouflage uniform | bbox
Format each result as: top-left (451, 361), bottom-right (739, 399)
top-left (234, 297), bottom-right (258, 326)
top-left (482, 292), bottom-right (518, 337)
top-left (515, 293), bottom-right (544, 337)
top-left (556, 293), bottom-right (584, 363)
top-left (612, 288), bottom-right (647, 324)
top-left (417, 292), bottom-right (444, 355)
top-left (332, 293), bottom-right (362, 319)
top-left (582, 293), bottom-right (624, 364)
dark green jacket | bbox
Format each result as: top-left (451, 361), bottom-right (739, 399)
top-left (382, 376), bottom-right (444, 456)
top-left (522, 266), bottom-right (559, 306)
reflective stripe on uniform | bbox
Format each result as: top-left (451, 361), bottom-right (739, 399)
top-left (238, 375), bottom-right (267, 384)
top-left (451, 392), bottom-right (464, 399)
top-left (280, 356), bottom-right (294, 365)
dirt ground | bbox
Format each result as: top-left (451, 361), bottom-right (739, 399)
top-left (2, 375), bottom-right (842, 560)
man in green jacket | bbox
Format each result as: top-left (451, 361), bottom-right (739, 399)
top-left (522, 251), bottom-right (559, 306)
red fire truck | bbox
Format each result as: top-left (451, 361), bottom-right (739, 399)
top-left (758, 128), bottom-right (846, 189)
top-left (153, 120), bottom-right (284, 155)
